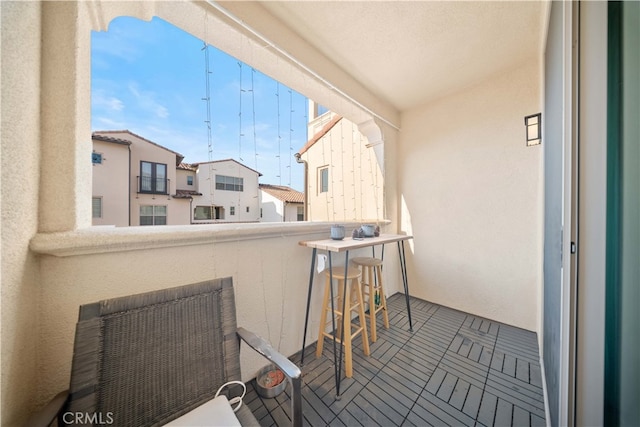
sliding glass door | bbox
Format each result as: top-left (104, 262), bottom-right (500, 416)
top-left (605, 2), bottom-right (639, 425)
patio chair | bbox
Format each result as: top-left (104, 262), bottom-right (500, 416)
top-left (28, 277), bottom-right (302, 426)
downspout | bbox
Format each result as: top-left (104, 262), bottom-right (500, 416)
top-left (283, 201), bottom-right (287, 222)
top-left (189, 197), bottom-right (193, 224)
top-left (128, 145), bottom-right (132, 226)
top-left (294, 153), bottom-right (308, 220)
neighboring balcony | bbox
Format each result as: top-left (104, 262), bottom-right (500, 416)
top-left (137, 176), bottom-right (170, 195)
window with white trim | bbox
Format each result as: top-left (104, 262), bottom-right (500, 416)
top-left (140, 205), bottom-right (167, 226)
top-left (319, 166), bottom-right (329, 193)
top-left (92, 197), bottom-right (102, 218)
top-left (215, 175), bottom-right (243, 192)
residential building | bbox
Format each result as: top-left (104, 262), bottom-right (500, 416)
top-left (191, 159), bottom-right (262, 223)
top-left (2, 2), bottom-right (637, 426)
top-left (91, 134), bottom-right (131, 227)
top-left (298, 101), bottom-right (384, 222)
top-left (91, 132), bottom-right (261, 225)
top-left (92, 130), bottom-right (192, 226)
top-left (259, 184), bottom-right (304, 222)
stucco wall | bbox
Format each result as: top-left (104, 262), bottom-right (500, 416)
top-left (1, 2), bottom-right (42, 425)
top-left (92, 139), bottom-right (130, 226)
top-left (399, 62), bottom-right (542, 331)
top-left (195, 161), bottom-right (261, 222)
top-left (302, 117), bottom-right (385, 222)
top-left (260, 190), bottom-right (284, 222)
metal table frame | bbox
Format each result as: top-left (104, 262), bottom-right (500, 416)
top-left (298, 234), bottom-right (413, 397)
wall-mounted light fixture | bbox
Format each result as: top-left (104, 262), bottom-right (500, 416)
top-left (525, 113), bottom-right (542, 146)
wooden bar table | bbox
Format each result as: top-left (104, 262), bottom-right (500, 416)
top-left (298, 233), bottom-right (413, 397)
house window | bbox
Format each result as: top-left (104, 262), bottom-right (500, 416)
top-left (140, 205), bottom-right (167, 226)
top-left (194, 206), bottom-right (224, 220)
top-left (92, 197), bottom-right (102, 218)
top-left (297, 206), bottom-right (304, 221)
top-left (92, 152), bottom-right (103, 164)
top-left (319, 167), bottom-right (329, 193)
top-left (140, 161), bottom-right (167, 194)
top-left (230, 206), bottom-right (235, 216)
top-left (187, 175), bottom-right (193, 186)
top-left (194, 206), bottom-right (213, 220)
top-left (317, 104), bottom-right (329, 117)
top-left (215, 175), bottom-right (243, 192)
top-left (246, 206), bottom-right (250, 213)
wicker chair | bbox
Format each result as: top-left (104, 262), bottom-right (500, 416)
top-left (28, 277), bottom-right (302, 426)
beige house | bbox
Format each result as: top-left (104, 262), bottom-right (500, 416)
top-left (2, 2), bottom-right (638, 426)
top-left (92, 132), bottom-right (260, 225)
top-left (298, 101), bottom-right (384, 222)
top-left (192, 159), bottom-right (262, 223)
top-left (92, 130), bottom-right (192, 226)
top-left (91, 134), bottom-right (131, 227)
top-left (259, 184), bottom-right (304, 222)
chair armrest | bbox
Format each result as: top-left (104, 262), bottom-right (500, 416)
top-left (236, 327), bottom-right (303, 427)
top-left (237, 327), bottom-right (301, 380)
top-left (25, 390), bottom-right (69, 427)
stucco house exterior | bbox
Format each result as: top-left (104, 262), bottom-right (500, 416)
top-left (92, 130), bottom-right (193, 226)
top-left (259, 184), bottom-right (304, 222)
top-left (91, 132), bottom-right (262, 225)
top-left (91, 134), bottom-right (131, 227)
top-left (298, 101), bottom-right (384, 222)
top-left (2, 2), bottom-right (637, 426)
top-left (191, 159), bottom-right (262, 223)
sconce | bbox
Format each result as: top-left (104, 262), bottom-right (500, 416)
top-left (525, 113), bottom-right (542, 146)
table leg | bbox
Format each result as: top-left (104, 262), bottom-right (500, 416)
top-left (398, 240), bottom-right (413, 331)
top-left (300, 248), bottom-right (317, 366)
top-left (334, 250), bottom-right (350, 397)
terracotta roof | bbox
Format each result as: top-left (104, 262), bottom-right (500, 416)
top-left (92, 134), bottom-right (132, 146)
top-left (177, 162), bottom-right (197, 171)
top-left (297, 115), bottom-right (343, 155)
top-left (173, 189), bottom-right (203, 199)
top-left (193, 158), bottom-right (262, 177)
top-left (92, 130), bottom-right (184, 166)
top-left (259, 184), bottom-right (304, 204)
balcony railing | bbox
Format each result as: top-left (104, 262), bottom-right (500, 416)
top-left (137, 176), bottom-right (170, 195)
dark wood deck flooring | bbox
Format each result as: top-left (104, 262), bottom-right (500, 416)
top-left (245, 294), bottom-right (546, 426)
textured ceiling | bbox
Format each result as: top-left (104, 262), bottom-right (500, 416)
top-left (260, 1), bottom-right (547, 112)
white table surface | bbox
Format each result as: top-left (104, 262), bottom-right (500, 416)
top-left (299, 233), bottom-right (412, 253)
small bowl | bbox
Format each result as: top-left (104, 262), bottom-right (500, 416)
top-left (361, 224), bottom-right (375, 237)
top-left (255, 365), bottom-right (287, 398)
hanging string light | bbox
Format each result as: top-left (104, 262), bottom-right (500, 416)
top-left (288, 89), bottom-right (293, 187)
top-left (340, 117), bottom-right (347, 220)
top-left (238, 62), bottom-right (244, 162)
top-left (349, 124), bottom-right (356, 220)
top-left (251, 68), bottom-right (258, 172)
top-left (276, 82), bottom-right (282, 185)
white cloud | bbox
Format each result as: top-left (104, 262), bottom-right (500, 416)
top-left (128, 82), bottom-right (170, 120)
top-left (156, 105), bottom-right (169, 119)
top-left (95, 117), bottom-right (126, 129)
top-left (92, 90), bottom-right (125, 112)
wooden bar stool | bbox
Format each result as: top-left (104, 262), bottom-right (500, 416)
top-left (316, 265), bottom-right (370, 378)
top-left (352, 257), bottom-right (390, 342)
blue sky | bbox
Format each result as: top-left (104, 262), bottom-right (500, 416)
top-left (91, 16), bottom-right (308, 191)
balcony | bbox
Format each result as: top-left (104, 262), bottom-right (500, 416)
top-left (246, 294), bottom-right (546, 427)
top-left (137, 176), bottom-right (170, 195)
